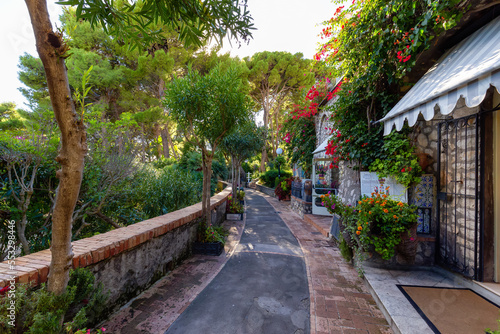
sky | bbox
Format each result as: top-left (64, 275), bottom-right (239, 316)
top-left (0, 0), bottom-right (336, 109)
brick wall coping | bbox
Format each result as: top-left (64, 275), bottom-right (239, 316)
top-left (0, 187), bottom-right (231, 288)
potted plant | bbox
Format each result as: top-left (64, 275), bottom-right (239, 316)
top-left (237, 189), bottom-right (245, 205)
top-left (274, 177), bottom-right (292, 201)
top-left (226, 194), bottom-right (244, 220)
top-left (321, 188), bottom-right (418, 264)
top-left (193, 222), bottom-right (229, 256)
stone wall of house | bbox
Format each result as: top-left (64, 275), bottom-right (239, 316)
top-left (410, 99), bottom-right (481, 272)
top-left (337, 161), bottom-right (361, 206)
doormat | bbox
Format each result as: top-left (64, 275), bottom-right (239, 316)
top-left (398, 285), bottom-right (500, 334)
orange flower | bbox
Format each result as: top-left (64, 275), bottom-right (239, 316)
top-left (393, 215), bottom-right (398, 219)
top-left (356, 231), bottom-right (361, 235)
top-left (381, 203), bottom-right (385, 207)
top-left (369, 211), bottom-right (372, 214)
top-left (383, 194), bottom-right (387, 198)
top-left (397, 201), bottom-right (404, 207)
top-left (357, 226), bottom-right (362, 230)
top-left (375, 201), bottom-right (380, 204)
top-left (383, 209), bottom-right (389, 213)
top-left (358, 201), bottom-right (362, 204)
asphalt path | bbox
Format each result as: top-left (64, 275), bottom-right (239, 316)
top-left (165, 190), bottom-right (310, 334)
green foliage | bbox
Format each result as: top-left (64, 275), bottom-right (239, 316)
top-left (280, 108), bottom-right (316, 177)
top-left (259, 170), bottom-right (278, 188)
top-left (57, 0), bottom-right (254, 50)
top-left (227, 198), bottom-right (244, 214)
top-left (0, 268), bottom-right (108, 333)
top-left (164, 65), bottom-right (251, 151)
top-left (274, 177), bottom-right (293, 201)
top-left (198, 222), bottom-right (229, 244)
top-left (259, 169), bottom-right (293, 188)
top-left (221, 122), bottom-right (264, 167)
top-left (153, 158), bottom-right (177, 169)
top-left (321, 191), bottom-right (417, 260)
top-left (486, 316), bottom-right (500, 334)
top-left (237, 190), bottom-right (245, 201)
top-left (338, 234), bottom-right (353, 262)
top-left (315, 0), bottom-right (463, 175)
top-left (0, 103), bottom-right (26, 132)
top-left (136, 166), bottom-right (204, 217)
top-left (177, 150), bottom-right (227, 181)
top-left (368, 131), bottom-right (423, 187)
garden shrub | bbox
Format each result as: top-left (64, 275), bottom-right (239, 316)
top-left (259, 170), bottom-right (292, 188)
top-left (136, 166), bottom-right (203, 218)
top-left (0, 268), bottom-right (108, 334)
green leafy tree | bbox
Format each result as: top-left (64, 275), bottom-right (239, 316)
top-left (24, 0), bottom-right (253, 295)
top-left (164, 65), bottom-right (251, 225)
top-left (221, 121), bottom-right (264, 203)
top-left (0, 103), bottom-right (25, 132)
top-left (244, 51), bottom-right (314, 171)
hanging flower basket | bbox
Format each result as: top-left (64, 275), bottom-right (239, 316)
top-left (396, 223), bottom-right (418, 261)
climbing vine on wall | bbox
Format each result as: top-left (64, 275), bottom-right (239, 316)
top-left (315, 0), bottom-right (463, 182)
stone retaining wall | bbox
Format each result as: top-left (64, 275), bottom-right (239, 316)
top-left (0, 188), bottom-right (231, 312)
top-left (290, 196), bottom-right (312, 218)
top-left (253, 184), bottom-right (276, 197)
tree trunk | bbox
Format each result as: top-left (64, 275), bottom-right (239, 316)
top-left (160, 127), bottom-right (170, 159)
top-left (260, 102), bottom-right (270, 172)
top-left (232, 157), bottom-right (237, 204)
top-left (17, 190), bottom-right (33, 255)
top-left (25, 0), bottom-right (87, 296)
top-left (238, 163), bottom-right (241, 189)
top-left (154, 123), bottom-right (162, 159)
top-left (201, 149), bottom-right (213, 225)
top-left (165, 121), bottom-right (178, 160)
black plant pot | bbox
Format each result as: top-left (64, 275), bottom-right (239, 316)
top-left (192, 241), bottom-right (224, 256)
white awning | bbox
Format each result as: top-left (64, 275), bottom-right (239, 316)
top-left (380, 16), bottom-right (500, 135)
top-left (313, 137), bottom-right (330, 154)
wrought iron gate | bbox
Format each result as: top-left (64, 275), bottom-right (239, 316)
top-left (437, 114), bottom-right (483, 280)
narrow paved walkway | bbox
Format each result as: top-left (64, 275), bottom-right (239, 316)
top-left (102, 189), bottom-right (391, 334)
top-left (266, 192), bottom-right (392, 334)
top-left (166, 190), bottom-right (310, 333)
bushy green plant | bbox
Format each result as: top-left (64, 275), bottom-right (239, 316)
top-left (237, 190), bottom-right (245, 201)
top-left (321, 189), bottom-right (417, 260)
top-left (368, 131), bottom-right (423, 188)
top-left (259, 170), bottom-right (292, 188)
top-left (198, 223), bottom-right (229, 244)
top-left (274, 177), bottom-right (293, 201)
top-left (137, 166), bottom-right (203, 218)
top-left (338, 234), bottom-right (353, 262)
top-left (259, 169), bottom-right (279, 187)
top-left (0, 268), bottom-right (108, 334)
top-left (227, 195), bottom-right (244, 214)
